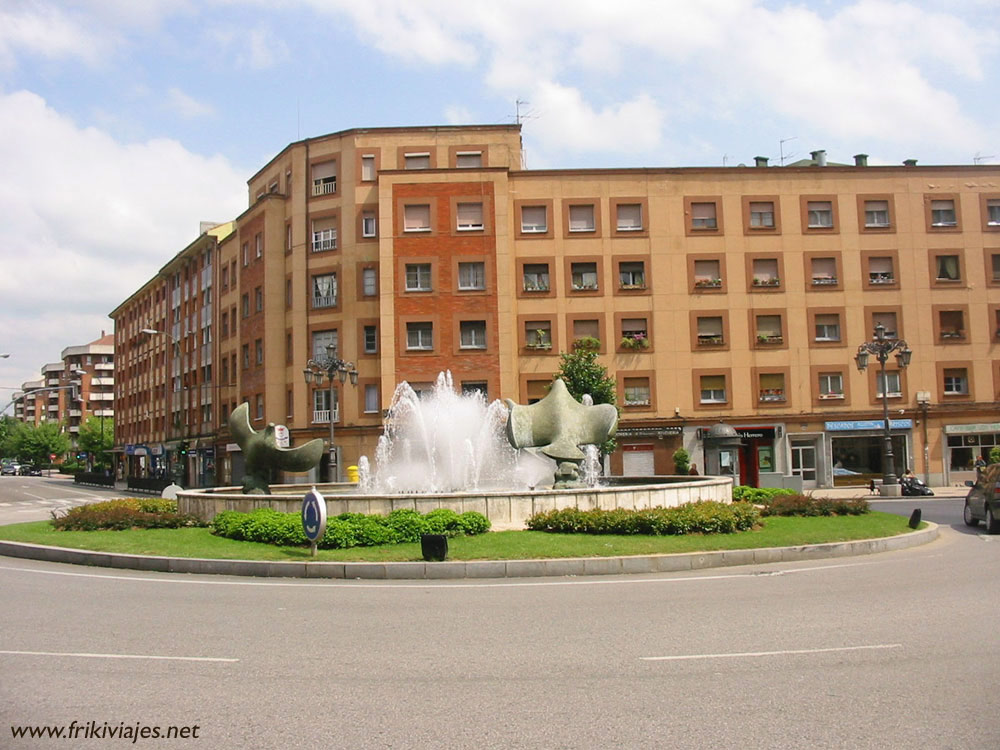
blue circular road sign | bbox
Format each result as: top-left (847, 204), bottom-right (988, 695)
top-left (301, 488), bottom-right (327, 544)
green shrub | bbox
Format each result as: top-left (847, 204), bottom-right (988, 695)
top-left (51, 498), bottom-right (204, 531)
top-left (732, 486), bottom-right (799, 504)
top-left (525, 501), bottom-right (760, 536)
top-left (672, 448), bottom-right (690, 475)
top-left (762, 494), bottom-right (869, 517)
top-left (209, 507), bottom-right (492, 549)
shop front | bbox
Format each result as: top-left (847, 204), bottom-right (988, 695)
top-left (734, 426), bottom-right (780, 488)
top-left (826, 419), bottom-right (913, 487)
top-left (612, 426), bottom-right (683, 476)
top-left (943, 422), bottom-right (1000, 486)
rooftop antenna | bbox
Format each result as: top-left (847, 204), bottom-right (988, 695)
top-left (974, 152), bottom-right (996, 165)
top-left (779, 136), bottom-right (798, 166)
top-left (514, 99), bottom-right (539, 125)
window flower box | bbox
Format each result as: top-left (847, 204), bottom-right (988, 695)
top-left (620, 334), bottom-right (650, 350)
top-left (525, 342), bottom-right (552, 351)
top-left (811, 276), bottom-right (838, 285)
top-left (752, 277), bottom-right (781, 287)
top-left (572, 282), bottom-right (598, 291)
top-left (759, 389), bottom-right (786, 402)
top-left (940, 330), bottom-right (965, 339)
top-left (756, 334), bottom-right (783, 344)
top-left (697, 335), bottom-right (724, 346)
top-left (624, 399), bottom-right (651, 407)
top-left (522, 281), bottom-right (550, 292)
top-left (868, 273), bottom-right (895, 284)
top-left (818, 393), bottom-right (845, 400)
top-left (619, 283), bottom-right (647, 291)
top-left (694, 278), bottom-right (722, 288)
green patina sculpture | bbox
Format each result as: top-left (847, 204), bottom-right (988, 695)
top-left (504, 378), bottom-right (618, 488)
top-left (228, 403), bottom-right (325, 494)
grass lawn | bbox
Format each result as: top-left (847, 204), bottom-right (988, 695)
top-left (0, 512), bottom-right (919, 563)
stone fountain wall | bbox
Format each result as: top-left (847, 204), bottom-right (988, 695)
top-left (177, 476), bottom-right (733, 531)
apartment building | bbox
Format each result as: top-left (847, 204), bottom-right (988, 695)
top-left (12, 333), bottom-right (115, 454)
top-left (111, 124), bottom-right (1000, 489)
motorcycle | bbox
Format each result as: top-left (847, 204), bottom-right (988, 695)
top-left (900, 475), bottom-right (934, 496)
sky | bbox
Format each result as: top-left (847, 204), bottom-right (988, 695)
top-left (0, 0), bottom-right (997, 407)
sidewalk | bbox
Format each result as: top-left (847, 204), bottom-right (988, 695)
top-left (811, 484), bottom-right (963, 499)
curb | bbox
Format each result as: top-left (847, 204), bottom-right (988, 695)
top-left (0, 523), bottom-right (939, 580)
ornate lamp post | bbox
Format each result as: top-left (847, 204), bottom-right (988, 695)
top-left (854, 324), bottom-right (912, 496)
top-left (303, 344), bottom-right (358, 483)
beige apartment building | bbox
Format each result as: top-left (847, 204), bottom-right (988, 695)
top-left (111, 124), bottom-right (1000, 490)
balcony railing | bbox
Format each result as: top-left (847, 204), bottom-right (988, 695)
top-left (759, 389), bottom-right (786, 402)
top-left (312, 407), bottom-right (340, 424)
top-left (312, 179), bottom-right (336, 196)
top-left (312, 295), bottom-right (337, 309)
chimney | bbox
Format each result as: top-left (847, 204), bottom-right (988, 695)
top-left (754, 156), bottom-right (769, 168)
top-left (903, 159), bottom-right (917, 167)
top-left (854, 154), bottom-right (868, 167)
top-left (810, 150), bottom-right (827, 166)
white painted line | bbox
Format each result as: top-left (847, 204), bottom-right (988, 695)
top-left (641, 643), bottom-right (903, 662)
top-left (0, 503), bottom-right (10, 506)
top-left (0, 649), bottom-right (238, 663)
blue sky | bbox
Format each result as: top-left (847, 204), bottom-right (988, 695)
top-left (0, 0), bottom-right (997, 404)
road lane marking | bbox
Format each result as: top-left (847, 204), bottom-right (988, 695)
top-left (641, 643), bottom-right (903, 662)
top-left (0, 649), bottom-right (238, 663)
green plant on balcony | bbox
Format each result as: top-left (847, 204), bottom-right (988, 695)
top-left (572, 336), bottom-right (601, 353)
top-left (756, 333), bottom-right (782, 344)
top-left (694, 278), bottom-right (722, 288)
top-left (752, 277), bottom-right (780, 287)
top-left (527, 330), bottom-right (552, 350)
top-left (620, 333), bottom-right (650, 350)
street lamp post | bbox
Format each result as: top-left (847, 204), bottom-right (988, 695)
top-left (854, 323), bottom-right (912, 496)
top-left (303, 344), bottom-right (358, 483)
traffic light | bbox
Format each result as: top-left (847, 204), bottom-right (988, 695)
top-left (178, 440), bottom-right (189, 456)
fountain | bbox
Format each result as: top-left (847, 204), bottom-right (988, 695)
top-left (177, 373), bottom-right (732, 528)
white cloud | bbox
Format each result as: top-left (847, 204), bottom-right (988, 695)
top-left (443, 105), bottom-right (472, 125)
top-left (0, 3), bottom-right (109, 70)
top-left (165, 87), bottom-right (215, 118)
top-left (0, 90), bottom-right (246, 392)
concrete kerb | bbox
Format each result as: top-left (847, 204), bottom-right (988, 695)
top-left (0, 523), bottom-right (939, 580)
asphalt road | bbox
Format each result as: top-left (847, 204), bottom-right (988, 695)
top-left (1, 489), bottom-right (998, 749)
top-left (0, 474), bottom-right (136, 525)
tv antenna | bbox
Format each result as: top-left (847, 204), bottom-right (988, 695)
top-left (514, 99), bottom-right (538, 125)
top-left (779, 137), bottom-right (798, 166)
top-left (974, 152), bottom-right (996, 165)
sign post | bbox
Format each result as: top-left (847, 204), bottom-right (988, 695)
top-left (301, 487), bottom-right (327, 558)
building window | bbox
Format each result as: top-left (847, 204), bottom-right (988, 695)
top-left (254, 286), bottom-right (263, 312)
top-left (749, 201), bottom-right (774, 228)
top-left (696, 316), bottom-right (724, 346)
top-left (616, 203), bottom-right (643, 232)
top-left (690, 202), bottom-right (717, 229)
top-left (818, 372), bottom-right (844, 400)
top-left (568, 204), bottom-right (595, 233)
top-left (361, 211), bottom-right (377, 238)
top-left (364, 384), bottom-right (379, 413)
top-left (458, 261), bottom-right (485, 291)
top-left (939, 310), bottom-right (965, 340)
top-left (758, 373), bottom-right (786, 403)
top-left (755, 315), bottom-right (783, 345)
top-left (991, 254), bottom-right (1000, 282)
top-left (285, 224), bottom-right (293, 252)
top-left (572, 319), bottom-right (600, 348)
top-left (404, 152), bottom-right (430, 170)
top-left (522, 263), bottom-right (550, 292)
top-left (362, 267), bottom-right (377, 297)
top-left (871, 312), bottom-right (898, 339)
top-left (312, 160), bottom-right (337, 196)
top-left (520, 205), bottom-right (548, 233)
top-left (255, 339), bottom-right (263, 365)
top-left (807, 201), bottom-right (833, 228)
top-left (403, 204), bottom-right (431, 232)
top-left (456, 202), bottom-right (484, 231)
top-left (868, 256), bottom-right (895, 285)
top-left (461, 381), bottom-right (488, 398)
top-left (693, 259), bottom-right (722, 288)
top-left (814, 314), bottom-right (841, 342)
top-left (241, 344), bottom-right (249, 369)
top-left (864, 200), bottom-right (891, 228)
top-left (256, 394), bottom-right (264, 420)
top-left (943, 368), bottom-right (969, 396)
top-left (404, 263), bottom-right (432, 292)
top-left (455, 151), bottom-right (482, 168)
top-left (699, 375), bottom-right (727, 404)
top-left (406, 322), bottom-right (433, 351)
top-left (525, 321), bottom-right (552, 350)
top-left (876, 372), bottom-right (902, 398)
top-left (935, 254), bottom-right (961, 282)
top-left (988, 199), bottom-right (1000, 226)
top-left (810, 257), bottom-right (838, 286)
top-left (363, 325), bottom-right (377, 354)
top-left (360, 155), bottom-right (376, 181)
top-left (618, 261), bottom-right (646, 289)
top-left (313, 389), bottom-right (336, 423)
top-left (221, 311), bottom-right (228, 338)
top-left (571, 262), bottom-right (598, 291)
top-left (312, 330), bottom-right (337, 359)
top-left (620, 318), bottom-right (649, 350)
top-left (312, 274), bottom-right (337, 309)
top-left (930, 199), bottom-right (957, 227)
top-left (286, 278), bottom-right (293, 308)
top-left (459, 320), bottom-right (487, 350)
top-left (624, 377), bottom-right (651, 407)
top-left (751, 258), bottom-right (780, 287)
top-left (241, 293), bottom-right (249, 318)
top-left (241, 242), bottom-right (249, 267)
top-left (312, 218), bottom-right (337, 252)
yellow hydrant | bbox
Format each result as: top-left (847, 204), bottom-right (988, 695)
top-left (346, 465), bottom-right (359, 483)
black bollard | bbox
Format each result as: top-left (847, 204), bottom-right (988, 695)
top-left (421, 534), bottom-right (448, 562)
top-left (908, 508), bottom-right (922, 529)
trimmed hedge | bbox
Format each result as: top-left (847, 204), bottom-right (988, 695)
top-left (51, 498), bottom-right (205, 531)
top-left (761, 494), bottom-right (869, 517)
top-left (210, 507), bottom-right (491, 549)
top-left (525, 501), bottom-right (760, 536)
top-left (732, 486), bottom-right (799, 504)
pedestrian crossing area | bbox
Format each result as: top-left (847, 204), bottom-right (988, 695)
top-left (0, 497), bottom-right (95, 513)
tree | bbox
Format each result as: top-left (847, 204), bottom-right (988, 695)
top-left (0, 415), bottom-right (19, 458)
top-left (553, 344), bottom-right (618, 454)
top-left (78, 416), bottom-right (114, 469)
top-left (12, 421), bottom-right (70, 466)
top-left (672, 447), bottom-right (691, 474)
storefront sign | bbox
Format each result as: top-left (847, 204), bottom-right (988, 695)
top-left (825, 419), bottom-right (912, 431)
top-left (734, 426), bottom-right (777, 439)
top-left (274, 425), bottom-right (290, 448)
top-left (616, 426), bottom-right (682, 438)
top-left (944, 422), bottom-right (1000, 435)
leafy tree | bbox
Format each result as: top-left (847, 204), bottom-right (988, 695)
top-left (0, 415), bottom-right (19, 458)
top-left (78, 416), bottom-right (114, 469)
top-left (553, 344), bottom-right (618, 454)
top-left (672, 447), bottom-right (691, 474)
top-left (12, 421), bottom-right (70, 466)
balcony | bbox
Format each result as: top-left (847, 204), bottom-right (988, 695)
top-left (312, 179), bottom-right (336, 196)
top-left (697, 335), bottom-right (724, 346)
top-left (312, 295), bottom-right (337, 309)
top-left (756, 334), bottom-right (784, 345)
top-left (694, 278), bottom-right (722, 288)
top-left (868, 273), bottom-right (895, 285)
top-left (312, 407), bottom-right (340, 424)
top-left (522, 280), bottom-right (550, 293)
top-left (751, 277), bottom-right (781, 287)
top-left (811, 276), bottom-right (838, 286)
top-left (818, 393), bottom-right (845, 400)
top-left (759, 389), bottom-right (786, 402)
top-left (311, 231), bottom-right (337, 252)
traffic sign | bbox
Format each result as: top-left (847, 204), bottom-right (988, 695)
top-left (301, 488), bottom-right (327, 554)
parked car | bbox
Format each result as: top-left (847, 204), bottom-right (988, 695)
top-left (1, 462), bottom-right (20, 476)
top-left (19, 465), bottom-right (42, 476)
top-left (963, 463), bottom-right (1000, 533)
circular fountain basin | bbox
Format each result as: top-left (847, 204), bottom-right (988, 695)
top-left (177, 475), bottom-right (733, 531)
